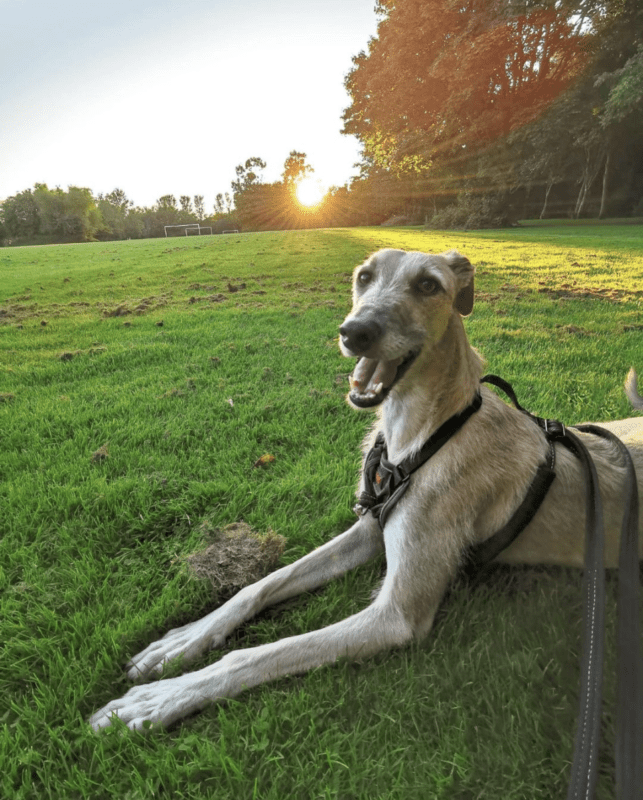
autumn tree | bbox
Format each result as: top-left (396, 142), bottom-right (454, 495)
top-left (342, 0), bottom-right (643, 222)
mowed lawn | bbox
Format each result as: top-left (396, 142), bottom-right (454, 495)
top-left (1, 225), bottom-right (642, 799)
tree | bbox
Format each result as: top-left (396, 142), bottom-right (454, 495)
top-left (33, 184), bottom-right (103, 241)
top-left (1, 188), bottom-right (40, 239)
top-left (344, 0), bottom-right (585, 171)
top-left (193, 195), bottom-right (205, 221)
top-left (97, 188), bottom-right (133, 239)
top-left (601, 45), bottom-right (643, 123)
top-left (180, 195), bottom-right (193, 214)
top-left (342, 0), bottom-right (643, 223)
top-left (231, 157), bottom-right (266, 198)
top-left (157, 195), bottom-right (177, 210)
top-left (281, 151), bottom-right (313, 185)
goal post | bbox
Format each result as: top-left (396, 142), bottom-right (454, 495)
top-left (164, 224), bottom-right (213, 237)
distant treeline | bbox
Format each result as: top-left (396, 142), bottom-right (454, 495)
top-left (2, 0), bottom-right (642, 245)
top-left (0, 152), bottom-right (401, 246)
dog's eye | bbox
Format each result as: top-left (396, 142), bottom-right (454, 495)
top-left (417, 278), bottom-right (439, 295)
top-left (357, 271), bottom-right (372, 286)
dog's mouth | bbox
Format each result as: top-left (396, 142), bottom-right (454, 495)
top-left (348, 350), bottom-right (420, 408)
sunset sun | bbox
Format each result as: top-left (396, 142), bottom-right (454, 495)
top-left (295, 177), bottom-right (326, 208)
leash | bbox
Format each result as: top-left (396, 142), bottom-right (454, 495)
top-left (481, 375), bottom-right (642, 800)
top-left (356, 375), bottom-right (642, 799)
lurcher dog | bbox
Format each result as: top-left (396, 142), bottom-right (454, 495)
top-left (90, 248), bottom-right (643, 732)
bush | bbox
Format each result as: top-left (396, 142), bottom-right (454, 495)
top-left (426, 192), bottom-right (519, 230)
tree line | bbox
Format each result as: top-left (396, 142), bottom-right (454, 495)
top-left (2, 0), bottom-right (642, 243)
top-left (343, 0), bottom-right (643, 227)
top-left (0, 148), bottom-right (402, 245)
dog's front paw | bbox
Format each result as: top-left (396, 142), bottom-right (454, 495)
top-left (89, 673), bottom-right (211, 731)
top-left (126, 617), bottom-right (226, 680)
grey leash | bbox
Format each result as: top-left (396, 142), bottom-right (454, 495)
top-left (481, 376), bottom-right (642, 800)
top-left (358, 375), bottom-right (642, 798)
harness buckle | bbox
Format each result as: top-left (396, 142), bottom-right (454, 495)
top-left (544, 418), bottom-right (566, 439)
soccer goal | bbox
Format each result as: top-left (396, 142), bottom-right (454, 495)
top-left (164, 224), bottom-right (213, 237)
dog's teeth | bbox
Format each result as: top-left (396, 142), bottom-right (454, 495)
top-left (373, 382), bottom-right (383, 394)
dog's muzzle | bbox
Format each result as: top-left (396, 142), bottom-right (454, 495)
top-left (339, 317), bottom-right (420, 408)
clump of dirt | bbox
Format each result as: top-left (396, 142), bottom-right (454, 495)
top-left (91, 444), bottom-right (109, 463)
top-left (537, 285), bottom-right (642, 303)
top-left (253, 453), bottom-right (275, 468)
top-left (555, 324), bottom-right (595, 337)
top-left (183, 521), bottom-right (287, 595)
top-left (59, 350), bottom-right (83, 361)
top-left (104, 305), bottom-right (131, 318)
top-left (0, 392), bottom-right (16, 403)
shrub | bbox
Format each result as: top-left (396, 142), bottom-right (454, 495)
top-left (426, 192), bottom-right (519, 230)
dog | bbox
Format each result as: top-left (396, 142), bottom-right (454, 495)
top-left (90, 248), bottom-right (643, 732)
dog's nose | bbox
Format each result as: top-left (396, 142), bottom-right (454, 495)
top-left (339, 318), bottom-right (382, 354)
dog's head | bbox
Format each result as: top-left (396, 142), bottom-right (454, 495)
top-left (339, 248), bottom-right (474, 409)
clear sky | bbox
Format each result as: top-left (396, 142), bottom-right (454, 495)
top-left (0, 0), bottom-right (378, 211)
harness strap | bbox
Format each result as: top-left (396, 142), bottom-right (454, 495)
top-left (465, 447), bottom-right (556, 572)
top-left (465, 374), bottom-right (562, 571)
top-left (355, 391), bottom-right (482, 528)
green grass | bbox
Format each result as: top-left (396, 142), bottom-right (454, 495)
top-left (1, 226), bottom-right (642, 799)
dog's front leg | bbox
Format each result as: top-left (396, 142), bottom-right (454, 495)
top-left (90, 507), bottom-right (462, 732)
top-left (123, 515), bottom-right (384, 680)
top-left (90, 599), bottom-right (411, 731)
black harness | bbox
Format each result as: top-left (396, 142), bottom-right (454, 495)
top-left (355, 376), bottom-right (642, 800)
top-left (354, 391), bottom-right (483, 527)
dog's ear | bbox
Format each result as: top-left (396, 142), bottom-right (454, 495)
top-left (442, 250), bottom-right (474, 316)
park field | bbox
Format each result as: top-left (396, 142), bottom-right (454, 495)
top-left (1, 225), bottom-right (642, 799)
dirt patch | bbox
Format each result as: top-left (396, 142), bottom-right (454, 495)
top-left (102, 294), bottom-right (171, 317)
top-left (0, 303), bottom-right (40, 324)
top-left (555, 324), bottom-right (596, 337)
top-left (103, 305), bottom-right (131, 318)
top-left (477, 283), bottom-right (641, 306)
top-left (182, 521), bottom-right (287, 595)
top-left (537, 285), bottom-right (642, 303)
top-left (91, 444), bottom-right (109, 464)
top-left (59, 350), bottom-right (82, 361)
top-left (187, 283), bottom-right (217, 291)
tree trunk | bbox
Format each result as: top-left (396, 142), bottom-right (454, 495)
top-left (574, 145), bottom-right (604, 219)
top-left (540, 181), bottom-right (553, 219)
top-left (574, 179), bottom-right (589, 218)
top-left (598, 148), bottom-right (611, 219)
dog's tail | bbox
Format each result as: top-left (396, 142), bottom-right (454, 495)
top-left (624, 367), bottom-right (643, 411)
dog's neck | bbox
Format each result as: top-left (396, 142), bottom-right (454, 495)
top-left (379, 313), bottom-right (482, 462)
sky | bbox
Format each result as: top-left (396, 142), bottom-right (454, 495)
top-left (0, 0), bottom-right (379, 211)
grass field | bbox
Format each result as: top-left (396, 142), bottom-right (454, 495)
top-left (1, 225), bottom-right (642, 799)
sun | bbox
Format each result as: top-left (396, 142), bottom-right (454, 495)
top-left (295, 177), bottom-right (326, 208)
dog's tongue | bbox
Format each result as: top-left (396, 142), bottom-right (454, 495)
top-left (351, 357), bottom-right (401, 394)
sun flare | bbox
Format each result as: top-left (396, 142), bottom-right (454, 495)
top-left (295, 177), bottom-right (326, 208)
